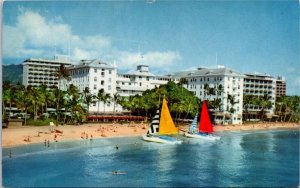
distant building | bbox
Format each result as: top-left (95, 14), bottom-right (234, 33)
top-left (171, 67), bottom-right (244, 125)
top-left (243, 73), bottom-right (276, 118)
top-left (116, 65), bottom-right (175, 97)
top-left (275, 76), bottom-right (286, 97)
top-left (22, 55), bottom-right (73, 89)
top-left (68, 59), bottom-right (117, 113)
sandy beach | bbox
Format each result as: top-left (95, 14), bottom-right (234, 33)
top-left (2, 122), bottom-right (299, 148)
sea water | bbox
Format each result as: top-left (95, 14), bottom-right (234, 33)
top-left (3, 129), bottom-right (299, 187)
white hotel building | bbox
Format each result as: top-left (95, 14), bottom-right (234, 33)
top-left (171, 66), bottom-right (244, 124)
top-left (22, 55), bottom-right (73, 89)
top-left (68, 63), bottom-right (173, 113)
top-left (68, 60), bottom-right (117, 113)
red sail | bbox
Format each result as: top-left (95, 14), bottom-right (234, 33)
top-left (199, 101), bottom-right (213, 133)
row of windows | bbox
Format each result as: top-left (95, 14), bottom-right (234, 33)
top-left (94, 69), bottom-right (112, 74)
top-left (94, 77), bottom-right (112, 82)
top-left (189, 77), bottom-right (224, 82)
top-left (71, 68), bottom-right (89, 75)
top-left (93, 85), bottom-right (111, 91)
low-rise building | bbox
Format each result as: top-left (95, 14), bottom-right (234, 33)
top-left (116, 65), bottom-right (174, 97)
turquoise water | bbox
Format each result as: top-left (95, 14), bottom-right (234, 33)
top-left (3, 129), bottom-right (299, 187)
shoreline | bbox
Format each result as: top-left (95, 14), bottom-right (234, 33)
top-left (2, 122), bottom-right (299, 148)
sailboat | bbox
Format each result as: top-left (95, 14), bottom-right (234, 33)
top-left (142, 98), bottom-right (182, 144)
top-left (184, 100), bottom-right (220, 141)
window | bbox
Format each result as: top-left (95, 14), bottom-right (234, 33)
top-left (101, 72), bottom-right (105, 76)
top-left (140, 83), bottom-right (142, 86)
top-left (108, 78), bottom-right (111, 82)
top-left (94, 77), bottom-right (97, 82)
top-left (101, 81), bottom-right (104, 85)
top-left (94, 69), bottom-right (97, 73)
top-left (109, 70), bottom-right (112, 74)
top-left (94, 84), bottom-right (97, 90)
top-left (108, 85), bottom-right (111, 90)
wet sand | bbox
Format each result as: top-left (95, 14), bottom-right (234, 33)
top-left (2, 122), bottom-right (299, 148)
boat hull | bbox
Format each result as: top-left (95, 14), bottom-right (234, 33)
top-left (142, 134), bottom-right (182, 144)
top-left (184, 132), bottom-right (220, 141)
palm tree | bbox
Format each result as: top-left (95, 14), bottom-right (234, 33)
top-left (96, 89), bottom-right (105, 114)
top-left (243, 94), bottom-right (255, 121)
top-left (102, 93), bottom-right (111, 113)
top-left (275, 95), bottom-right (288, 122)
top-left (288, 96), bottom-right (300, 122)
top-left (203, 83), bottom-right (210, 100)
top-left (2, 83), bottom-right (14, 119)
top-left (66, 84), bottom-right (84, 124)
top-left (112, 93), bottom-right (121, 115)
top-left (15, 86), bottom-right (31, 125)
top-left (83, 87), bottom-right (93, 115)
top-left (257, 94), bottom-right (272, 121)
top-left (227, 94), bottom-right (238, 124)
top-left (55, 64), bottom-right (71, 125)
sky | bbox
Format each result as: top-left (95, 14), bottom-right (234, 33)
top-left (2, 0), bottom-right (299, 95)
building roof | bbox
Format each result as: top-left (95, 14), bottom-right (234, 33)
top-left (23, 57), bottom-right (73, 65)
top-left (69, 59), bottom-right (115, 70)
top-left (119, 65), bottom-right (156, 77)
top-left (171, 67), bottom-right (244, 78)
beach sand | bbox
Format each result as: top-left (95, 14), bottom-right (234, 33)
top-left (2, 122), bottom-right (299, 148)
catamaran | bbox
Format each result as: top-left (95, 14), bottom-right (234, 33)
top-left (142, 98), bottom-right (182, 144)
top-left (184, 100), bottom-right (220, 141)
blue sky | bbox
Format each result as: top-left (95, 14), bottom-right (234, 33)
top-left (2, 1), bottom-right (299, 95)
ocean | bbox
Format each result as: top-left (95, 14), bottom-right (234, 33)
top-left (2, 129), bottom-right (299, 187)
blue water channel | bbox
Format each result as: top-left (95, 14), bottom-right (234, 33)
top-left (3, 129), bottom-right (299, 187)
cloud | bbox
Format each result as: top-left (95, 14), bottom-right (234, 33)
top-left (3, 10), bottom-right (111, 59)
top-left (3, 9), bottom-right (181, 73)
top-left (116, 51), bottom-right (181, 70)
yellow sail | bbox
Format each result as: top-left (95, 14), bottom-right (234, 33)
top-left (159, 98), bottom-right (178, 134)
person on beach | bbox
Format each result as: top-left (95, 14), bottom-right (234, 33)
top-left (9, 150), bottom-right (12, 158)
top-left (90, 134), bottom-right (93, 141)
top-left (47, 140), bottom-right (50, 147)
top-left (44, 139), bottom-right (47, 146)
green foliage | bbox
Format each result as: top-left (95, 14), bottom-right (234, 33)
top-left (119, 81), bottom-right (199, 120)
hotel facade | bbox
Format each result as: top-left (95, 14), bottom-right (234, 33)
top-left (22, 55), bottom-right (73, 90)
top-left (22, 57), bottom-right (286, 124)
top-left (171, 66), bottom-right (245, 124)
